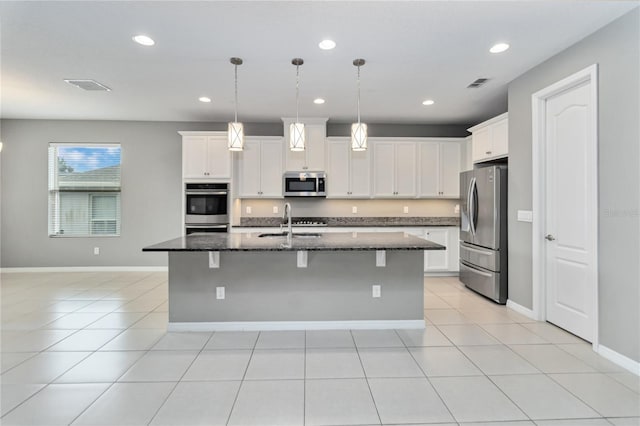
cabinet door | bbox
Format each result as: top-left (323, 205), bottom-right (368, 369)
top-left (372, 142), bottom-right (395, 197)
top-left (472, 127), bottom-right (491, 163)
top-left (237, 140), bottom-right (261, 197)
top-left (183, 136), bottom-right (209, 179)
top-left (305, 125), bottom-right (326, 171)
top-left (350, 148), bottom-right (371, 198)
top-left (395, 142), bottom-right (417, 197)
top-left (327, 140), bottom-right (351, 197)
top-left (440, 142), bottom-right (461, 197)
top-left (259, 139), bottom-right (284, 198)
top-left (491, 118), bottom-right (509, 157)
top-left (447, 227), bottom-right (460, 272)
top-left (418, 142), bottom-right (439, 197)
top-left (425, 228), bottom-right (449, 271)
top-left (206, 136), bottom-right (232, 179)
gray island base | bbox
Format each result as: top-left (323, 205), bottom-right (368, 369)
top-left (143, 232), bottom-right (444, 331)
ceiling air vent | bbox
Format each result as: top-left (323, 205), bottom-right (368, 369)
top-left (64, 79), bottom-right (111, 91)
top-left (467, 78), bottom-right (490, 88)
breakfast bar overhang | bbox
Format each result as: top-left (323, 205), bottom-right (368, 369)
top-left (143, 232), bottom-right (444, 331)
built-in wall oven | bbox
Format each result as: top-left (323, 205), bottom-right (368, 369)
top-left (184, 183), bottom-right (228, 234)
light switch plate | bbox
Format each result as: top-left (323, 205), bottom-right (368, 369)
top-left (403, 206), bottom-right (409, 214)
top-left (517, 210), bottom-right (533, 222)
top-left (352, 206), bottom-right (358, 214)
top-left (246, 206), bottom-right (252, 214)
top-left (372, 285), bottom-right (381, 298)
top-left (273, 206), bottom-right (278, 214)
top-left (454, 204), bottom-right (460, 214)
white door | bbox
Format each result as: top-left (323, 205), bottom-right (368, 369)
top-left (327, 140), bottom-right (350, 197)
top-left (238, 140), bottom-right (261, 197)
top-left (373, 142), bottom-right (395, 196)
top-left (350, 148), bottom-right (371, 198)
top-left (544, 80), bottom-right (595, 342)
top-left (259, 139), bottom-right (284, 197)
top-left (440, 142), bottom-right (461, 197)
top-left (418, 142), bottom-right (439, 197)
top-left (425, 228), bottom-right (449, 271)
top-left (394, 142), bottom-right (417, 197)
top-left (182, 136), bottom-right (209, 178)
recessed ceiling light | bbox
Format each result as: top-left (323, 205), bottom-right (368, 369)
top-left (422, 99), bottom-right (435, 106)
top-left (133, 35), bottom-right (155, 46)
top-left (199, 96), bottom-right (212, 103)
top-left (318, 39), bottom-right (336, 50)
top-left (489, 42), bottom-right (509, 53)
top-left (313, 98), bottom-right (325, 105)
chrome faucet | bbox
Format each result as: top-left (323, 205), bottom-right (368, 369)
top-left (282, 202), bottom-right (293, 247)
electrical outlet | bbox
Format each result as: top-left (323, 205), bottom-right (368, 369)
top-left (403, 206), bottom-right (409, 214)
top-left (216, 286), bottom-right (225, 300)
top-left (352, 206), bottom-right (358, 214)
top-left (372, 285), bottom-right (381, 298)
top-left (454, 204), bottom-right (460, 214)
top-left (246, 206), bottom-right (252, 214)
top-left (93, 247), bottom-right (100, 255)
top-left (273, 206), bottom-right (279, 214)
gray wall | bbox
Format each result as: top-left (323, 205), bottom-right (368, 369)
top-left (508, 8), bottom-right (639, 362)
top-left (327, 123), bottom-right (470, 138)
top-left (0, 119), bottom-right (466, 268)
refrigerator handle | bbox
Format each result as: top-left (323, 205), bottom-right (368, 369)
top-left (469, 177), bottom-right (477, 235)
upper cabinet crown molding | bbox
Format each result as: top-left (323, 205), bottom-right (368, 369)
top-left (178, 131), bottom-right (227, 137)
top-left (468, 112), bottom-right (509, 163)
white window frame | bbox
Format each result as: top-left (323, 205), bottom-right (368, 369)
top-left (48, 142), bottom-right (121, 238)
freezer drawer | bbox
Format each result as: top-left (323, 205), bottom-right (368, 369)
top-left (460, 261), bottom-right (507, 304)
top-left (460, 242), bottom-right (500, 272)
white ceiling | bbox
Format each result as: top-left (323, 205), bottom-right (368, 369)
top-left (0, 1), bottom-right (636, 125)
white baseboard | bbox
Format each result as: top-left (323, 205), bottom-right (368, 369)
top-left (0, 266), bottom-right (168, 273)
top-left (597, 344), bottom-right (640, 376)
top-left (424, 272), bottom-right (459, 277)
top-left (168, 319), bottom-right (425, 332)
top-left (506, 299), bottom-right (536, 320)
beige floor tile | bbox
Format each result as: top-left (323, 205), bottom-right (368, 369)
top-left (55, 351), bottom-right (145, 383)
top-left (1, 351), bottom-right (91, 384)
top-left (47, 329), bottom-right (122, 351)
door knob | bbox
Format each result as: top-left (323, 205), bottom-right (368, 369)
top-left (545, 234), bottom-right (555, 241)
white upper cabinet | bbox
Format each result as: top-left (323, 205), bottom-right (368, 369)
top-left (468, 112), bottom-right (508, 163)
top-left (237, 137), bottom-right (284, 198)
top-left (282, 118), bottom-right (328, 171)
top-left (326, 138), bottom-right (371, 198)
top-left (440, 141), bottom-right (461, 197)
top-left (180, 132), bottom-right (232, 180)
top-left (372, 140), bottom-right (417, 197)
top-left (418, 139), bottom-right (462, 198)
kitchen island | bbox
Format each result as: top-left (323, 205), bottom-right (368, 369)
top-left (143, 231), bottom-right (444, 331)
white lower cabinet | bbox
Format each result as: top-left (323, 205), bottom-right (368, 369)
top-left (373, 226), bottom-right (460, 274)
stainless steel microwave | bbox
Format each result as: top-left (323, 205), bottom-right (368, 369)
top-left (283, 172), bottom-right (326, 197)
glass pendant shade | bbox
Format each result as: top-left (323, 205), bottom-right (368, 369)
top-left (228, 122), bottom-right (244, 151)
top-left (351, 122), bottom-right (368, 151)
top-left (289, 122), bottom-right (306, 151)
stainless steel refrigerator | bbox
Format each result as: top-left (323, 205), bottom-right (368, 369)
top-left (459, 166), bottom-right (508, 304)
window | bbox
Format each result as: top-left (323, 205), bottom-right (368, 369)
top-left (48, 144), bottom-right (121, 237)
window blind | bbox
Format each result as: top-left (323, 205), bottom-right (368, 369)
top-left (48, 143), bottom-right (121, 237)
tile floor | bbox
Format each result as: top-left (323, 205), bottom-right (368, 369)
top-left (1, 272), bottom-right (638, 426)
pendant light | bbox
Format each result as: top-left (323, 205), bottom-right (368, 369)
top-left (289, 58), bottom-right (305, 151)
top-left (351, 58), bottom-right (368, 151)
top-left (228, 57), bottom-right (244, 151)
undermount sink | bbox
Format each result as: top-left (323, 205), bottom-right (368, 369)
top-left (258, 232), bottom-right (321, 238)
top-left (258, 232), bottom-right (288, 238)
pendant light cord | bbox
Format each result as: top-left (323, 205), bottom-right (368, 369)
top-left (356, 64), bottom-right (361, 124)
top-left (295, 64), bottom-right (300, 123)
top-left (234, 64), bottom-right (238, 123)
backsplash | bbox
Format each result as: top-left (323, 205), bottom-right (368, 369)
top-left (238, 198), bottom-right (460, 218)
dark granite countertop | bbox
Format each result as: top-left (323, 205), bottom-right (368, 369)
top-left (143, 231), bottom-right (445, 252)
top-left (238, 216), bottom-right (460, 228)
